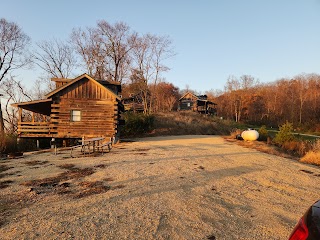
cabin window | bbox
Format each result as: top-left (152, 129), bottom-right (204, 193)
top-left (71, 110), bottom-right (81, 121)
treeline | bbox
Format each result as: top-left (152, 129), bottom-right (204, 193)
top-left (123, 73), bottom-right (320, 132)
top-left (213, 73), bottom-right (320, 131)
top-left (1, 17), bottom-right (320, 138)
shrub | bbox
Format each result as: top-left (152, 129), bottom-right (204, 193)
top-left (5, 135), bottom-right (18, 153)
top-left (0, 134), bottom-right (19, 154)
top-left (258, 125), bottom-right (268, 141)
top-left (273, 122), bottom-right (295, 146)
top-left (300, 139), bottom-right (320, 166)
top-left (281, 140), bottom-right (310, 156)
top-left (311, 139), bottom-right (320, 152)
top-left (121, 112), bottom-right (155, 137)
top-left (300, 151), bottom-right (320, 166)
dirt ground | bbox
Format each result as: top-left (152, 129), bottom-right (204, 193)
top-left (1, 135), bottom-right (320, 240)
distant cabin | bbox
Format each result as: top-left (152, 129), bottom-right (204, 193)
top-left (122, 93), bottom-right (145, 113)
top-left (12, 73), bottom-right (124, 142)
top-left (178, 92), bottom-right (217, 115)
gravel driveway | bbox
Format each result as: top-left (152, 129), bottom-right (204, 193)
top-left (1, 135), bottom-right (320, 239)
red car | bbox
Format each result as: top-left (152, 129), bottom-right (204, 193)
top-left (289, 200), bottom-right (320, 240)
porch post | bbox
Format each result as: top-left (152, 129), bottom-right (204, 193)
top-left (18, 108), bottom-right (22, 123)
top-left (206, 102), bottom-right (208, 114)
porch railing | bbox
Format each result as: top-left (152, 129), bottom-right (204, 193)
top-left (18, 122), bottom-right (51, 135)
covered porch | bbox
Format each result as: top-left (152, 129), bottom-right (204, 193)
top-left (196, 100), bottom-right (217, 115)
top-left (12, 98), bottom-right (57, 138)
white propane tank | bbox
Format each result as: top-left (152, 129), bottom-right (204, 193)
top-left (241, 129), bottom-right (259, 141)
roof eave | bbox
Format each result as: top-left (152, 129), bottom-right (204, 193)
top-left (45, 73), bottom-right (121, 101)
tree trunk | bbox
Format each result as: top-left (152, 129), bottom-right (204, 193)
top-left (0, 104), bottom-right (5, 152)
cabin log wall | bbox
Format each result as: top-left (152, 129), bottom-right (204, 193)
top-left (51, 100), bottom-right (117, 138)
top-left (179, 92), bottom-right (198, 111)
top-left (51, 77), bottom-right (118, 138)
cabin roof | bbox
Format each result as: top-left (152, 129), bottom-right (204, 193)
top-left (12, 98), bottom-right (52, 115)
top-left (179, 92), bottom-right (198, 101)
top-left (11, 73), bottom-right (122, 115)
top-left (45, 73), bottom-right (121, 100)
top-left (96, 80), bottom-right (121, 86)
top-left (179, 91), bottom-right (217, 105)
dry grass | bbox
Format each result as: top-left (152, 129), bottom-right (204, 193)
top-left (312, 139), bottom-right (320, 151)
top-left (74, 181), bottom-right (111, 198)
top-left (112, 184), bottom-right (126, 189)
top-left (58, 163), bottom-right (76, 170)
top-left (227, 130), bottom-right (318, 161)
top-left (133, 148), bottom-right (150, 152)
top-left (225, 137), bottom-right (296, 159)
top-left (1, 135), bottom-right (320, 239)
top-left (103, 177), bottom-right (114, 182)
top-left (20, 164), bottom-right (117, 198)
top-left (230, 129), bottom-right (242, 139)
top-left (0, 165), bottom-right (14, 180)
top-left (0, 163), bottom-right (113, 227)
top-left (0, 165), bottom-right (13, 173)
top-left (21, 166), bottom-right (95, 194)
top-left (147, 112), bottom-right (232, 137)
top-left (227, 130), bottom-right (320, 167)
top-left (0, 180), bottom-right (14, 189)
top-left (23, 160), bottom-right (49, 166)
top-left (300, 151), bottom-right (320, 166)
top-left (0, 191), bottom-right (35, 227)
top-left (93, 164), bottom-right (107, 169)
top-left (299, 139), bottom-right (320, 166)
top-left (0, 163), bottom-right (17, 189)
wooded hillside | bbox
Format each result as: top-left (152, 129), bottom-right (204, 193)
top-left (213, 74), bottom-right (320, 131)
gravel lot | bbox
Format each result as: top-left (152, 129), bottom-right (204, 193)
top-left (1, 135), bottom-right (320, 240)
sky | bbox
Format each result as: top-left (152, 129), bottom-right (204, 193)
top-left (2, 0), bottom-right (320, 93)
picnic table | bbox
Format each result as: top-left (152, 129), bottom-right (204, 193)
top-left (83, 137), bottom-right (104, 153)
top-left (70, 137), bottom-right (112, 157)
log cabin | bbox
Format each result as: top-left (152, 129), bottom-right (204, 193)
top-left (122, 93), bottom-right (145, 113)
top-left (178, 92), bottom-right (217, 115)
top-left (12, 73), bottom-right (124, 143)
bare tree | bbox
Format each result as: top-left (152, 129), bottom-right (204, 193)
top-left (149, 35), bottom-right (174, 112)
top-left (292, 74), bottom-right (308, 125)
top-left (129, 69), bottom-right (149, 112)
top-left (71, 21), bottom-right (136, 82)
top-left (224, 75), bottom-right (240, 121)
top-left (0, 18), bottom-right (31, 150)
top-left (0, 18), bottom-right (31, 82)
top-left (216, 73), bottom-right (320, 128)
top-left (222, 75), bottom-right (260, 122)
top-left (71, 27), bottom-right (104, 78)
top-left (0, 77), bottom-right (32, 135)
top-left (151, 82), bottom-right (179, 112)
top-left (131, 34), bottom-right (174, 113)
top-left (97, 20), bottom-right (137, 83)
top-left (32, 38), bottom-right (76, 78)
top-left (29, 77), bottom-right (54, 99)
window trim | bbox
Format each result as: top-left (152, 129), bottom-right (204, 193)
top-left (71, 110), bottom-right (81, 122)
